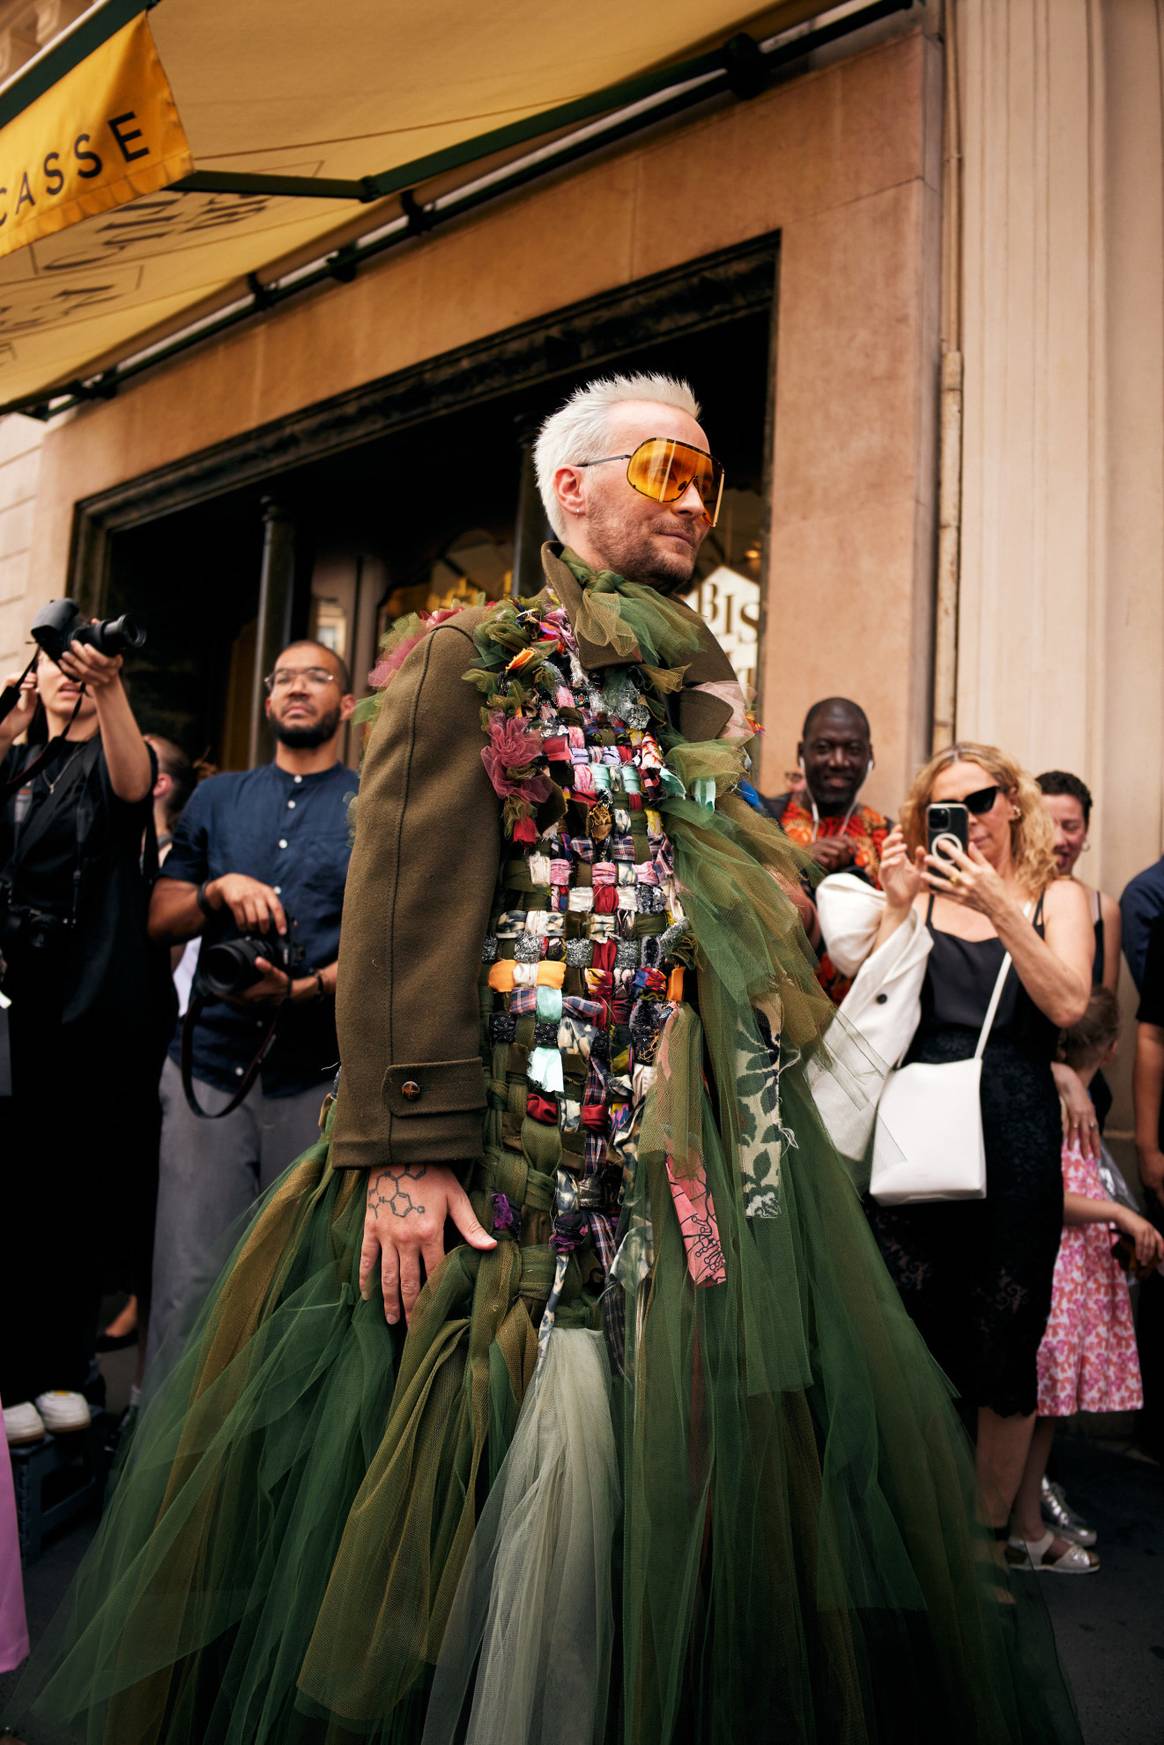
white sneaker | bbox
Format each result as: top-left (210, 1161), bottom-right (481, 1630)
top-left (4, 1400), bottom-right (46, 1445)
top-left (33, 1390), bottom-right (91, 1434)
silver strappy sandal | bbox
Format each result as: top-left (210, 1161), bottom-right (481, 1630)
top-left (1007, 1529), bottom-right (1100, 1574)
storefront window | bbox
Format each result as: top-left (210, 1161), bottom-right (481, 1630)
top-left (309, 595), bottom-right (349, 663)
top-left (99, 257), bottom-right (773, 768)
top-left (683, 486), bottom-right (764, 701)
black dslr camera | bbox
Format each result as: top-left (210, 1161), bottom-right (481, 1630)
top-left (0, 599), bottom-right (146, 744)
top-left (0, 879), bottom-right (66, 955)
top-left (30, 597), bottom-right (146, 665)
top-left (198, 925), bottom-right (304, 1001)
top-left (183, 919), bottom-right (305, 1119)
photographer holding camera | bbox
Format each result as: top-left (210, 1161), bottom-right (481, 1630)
top-left (144, 641), bottom-right (356, 1369)
top-left (0, 618), bottom-right (171, 1447)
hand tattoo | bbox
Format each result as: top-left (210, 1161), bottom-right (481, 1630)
top-left (368, 1165), bottom-right (428, 1219)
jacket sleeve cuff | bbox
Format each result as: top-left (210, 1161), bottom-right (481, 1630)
top-left (329, 1058), bottom-right (487, 1170)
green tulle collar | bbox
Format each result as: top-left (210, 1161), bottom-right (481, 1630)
top-left (557, 546), bottom-right (704, 681)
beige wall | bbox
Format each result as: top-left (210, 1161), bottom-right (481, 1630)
top-left (957, 0), bottom-right (1164, 1124)
top-left (11, 28), bottom-right (940, 811)
top-left (959, 0), bottom-right (1164, 899)
top-left (766, 33), bottom-right (942, 810)
top-left (0, 414), bottom-right (45, 662)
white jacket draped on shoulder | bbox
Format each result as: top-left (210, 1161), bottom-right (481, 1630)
top-left (806, 873), bottom-right (932, 1165)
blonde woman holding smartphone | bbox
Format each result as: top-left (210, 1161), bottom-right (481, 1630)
top-left (860, 743), bottom-right (1092, 1557)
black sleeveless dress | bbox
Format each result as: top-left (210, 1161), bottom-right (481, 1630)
top-left (867, 895), bottom-right (1063, 1418)
top-left (1089, 890), bottom-right (1114, 1129)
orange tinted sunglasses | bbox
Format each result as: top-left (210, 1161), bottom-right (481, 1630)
top-left (577, 437), bottom-right (725, 527)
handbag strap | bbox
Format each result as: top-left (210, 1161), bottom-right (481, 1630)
top-left (973, 901), bottom-right (1032, 1060)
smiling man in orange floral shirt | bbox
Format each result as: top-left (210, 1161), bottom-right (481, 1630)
top-left (761, 696), bottom-right (891, 1002)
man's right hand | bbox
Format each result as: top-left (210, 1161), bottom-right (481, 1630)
top-left (204, 873), bottom-right (287, 936)
top-left (360, 1165), bottom-right (496, 1325)
top-left (809, 837), bottom-right (856, 873)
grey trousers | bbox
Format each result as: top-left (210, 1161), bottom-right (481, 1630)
top-left (145, 1056), bottom-right (327, 1373)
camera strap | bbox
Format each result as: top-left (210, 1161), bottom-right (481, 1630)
top-left (180, 984), bottom-right (290, 1119)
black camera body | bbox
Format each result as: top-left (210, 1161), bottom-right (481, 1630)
top-left (30, 597), bottom-right (146, 665)
top-left (0, 881), bottom-right (67, 996)
top-left (182, 918), bottom-right (305, 1118)
top-left (198, 926), bottom-right (303, 1001)
top-left (0, 880), bottom-right (66, 955)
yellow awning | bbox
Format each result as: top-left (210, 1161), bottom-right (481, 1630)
top-left (0, 0), bottom-right (827, 410)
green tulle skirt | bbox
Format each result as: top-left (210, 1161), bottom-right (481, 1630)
top-left (5, 741), bottom-right (1081, 1744)
top-left (7, 1080), bottom-right (1079, 1745)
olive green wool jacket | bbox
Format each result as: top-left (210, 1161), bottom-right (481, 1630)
top-left (329, 544), bottom-right (736, 1170)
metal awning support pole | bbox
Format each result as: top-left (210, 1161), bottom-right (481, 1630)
top-left (248, 497), bottom-right (296, 767)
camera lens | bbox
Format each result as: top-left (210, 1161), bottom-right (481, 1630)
top-left (89, 613), bottom-right (146, 656)
top-left (74, 613), bottom-right (147, 657)
top-left (200, 937), bottom-right (268, 1000)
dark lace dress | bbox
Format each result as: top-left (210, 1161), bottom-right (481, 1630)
top-left (1089, 890), bottom-right (1113, 1129)
top-left (868, 893), bottom-right (1063, 1418)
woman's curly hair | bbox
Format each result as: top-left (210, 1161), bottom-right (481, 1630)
top-left (900, 741), bottom-right (1059, 896)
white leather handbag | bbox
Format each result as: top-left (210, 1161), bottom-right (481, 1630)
top-left (869, 929), bottom-right (1021, 1206)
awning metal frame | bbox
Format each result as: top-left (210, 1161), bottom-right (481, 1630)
top-left (173, 31), bottom-right (773, 206)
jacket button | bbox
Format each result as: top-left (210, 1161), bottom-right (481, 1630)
top-left (875, 993), bottom-right (889, 1004)
top-left (401, 1079), bottom-right (421, 1101)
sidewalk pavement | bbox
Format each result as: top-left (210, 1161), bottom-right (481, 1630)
top-left (1039, 1429), bottom-right (1164, 1745)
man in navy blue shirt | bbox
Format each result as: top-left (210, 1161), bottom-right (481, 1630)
top-left (145, 640), bottom-right (356, 1367)
top-left (1121, 855), bottom-right (1164, 991)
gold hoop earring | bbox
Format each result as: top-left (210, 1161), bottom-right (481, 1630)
top-left (1010, 808), bottom-right (1021, 821)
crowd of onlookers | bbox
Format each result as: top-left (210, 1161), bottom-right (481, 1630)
top-left (0, 633), bottom-right (358, 1678)
top-left (753, 699), bottom-right (1164, 1572)
top-left (0, 636), bottom-right (358, 1441)
top-left (1, 642), bottom-right (1163, 1676)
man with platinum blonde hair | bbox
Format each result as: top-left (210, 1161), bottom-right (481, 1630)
top-left (17, 373), bottom-right (1080, 1745)
top-left (533, 372), bottom-right (717, 591)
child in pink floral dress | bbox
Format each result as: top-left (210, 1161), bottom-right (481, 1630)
top-left (1009, 991), bottom-right (1164, 1572)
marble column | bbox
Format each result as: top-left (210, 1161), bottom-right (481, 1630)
top-left (956, 0), bottom-right (1164, 907)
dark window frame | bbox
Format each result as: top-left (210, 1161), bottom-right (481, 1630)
top-left (69, 230), bottom-right (779, 706)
